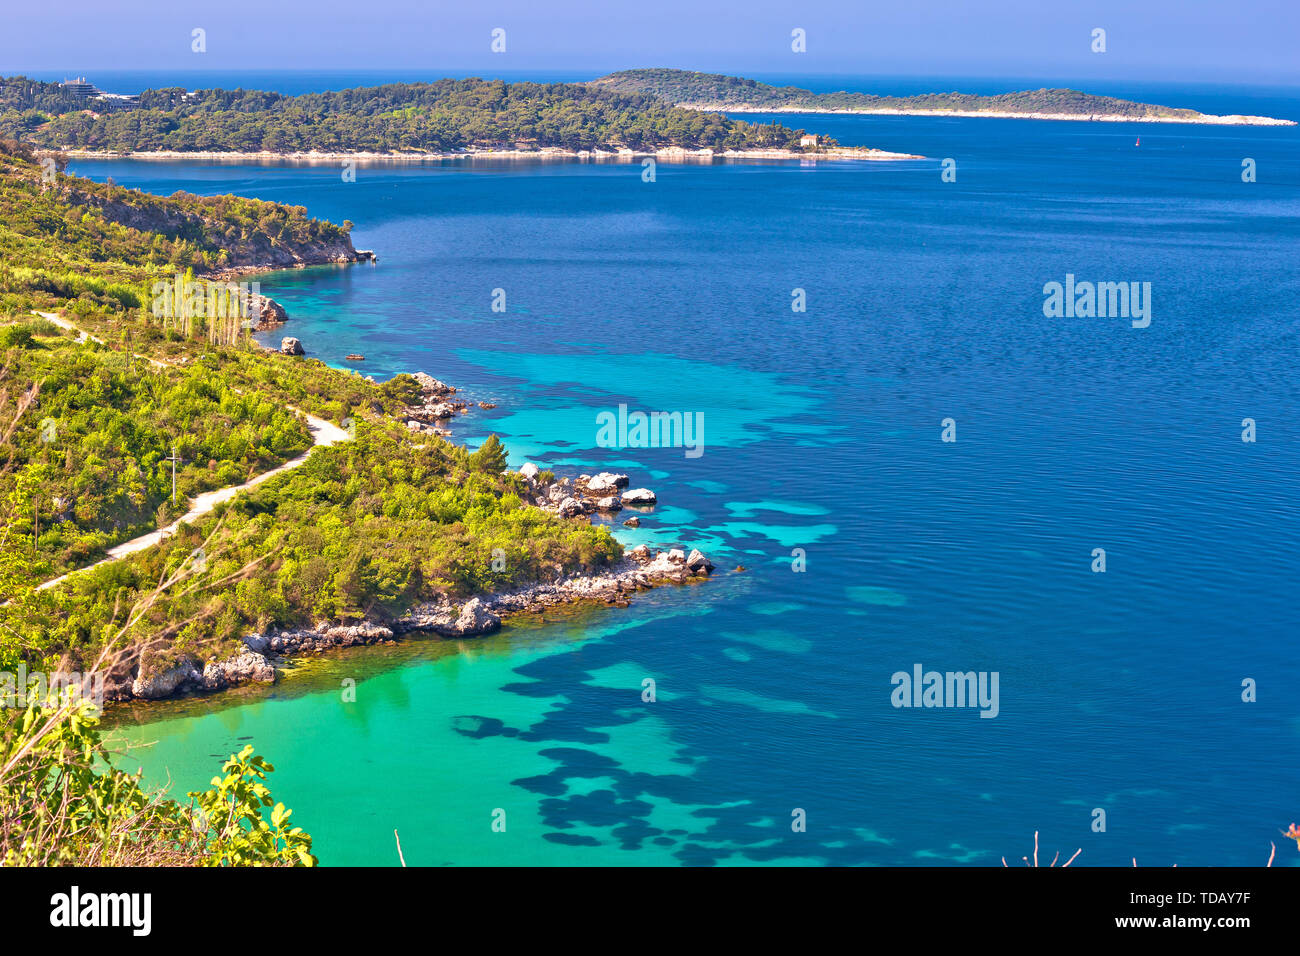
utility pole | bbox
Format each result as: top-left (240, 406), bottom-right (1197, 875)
top-left (164, 445), bottom-right (182, 506)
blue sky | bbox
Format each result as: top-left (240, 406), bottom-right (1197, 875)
top-left (3, 0), bottom-right (1296, 83)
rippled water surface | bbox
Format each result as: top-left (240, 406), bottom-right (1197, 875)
top-left (87, 83), bottom-right (1300, 865)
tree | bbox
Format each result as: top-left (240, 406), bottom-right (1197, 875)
top-left (468, 434), bottom-right (508, 473)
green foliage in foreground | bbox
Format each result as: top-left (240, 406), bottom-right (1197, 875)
top-left (0, 698), bottom-right (314, 866)
top-left (592, 69), bottom-right (1205, 119)
top-left (3, 76), bottom-right (822, 153)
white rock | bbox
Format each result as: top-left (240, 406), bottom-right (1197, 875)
top-left (586, 472), bottom-right (630, 493)
top-left (621, 488), bottom-right (657, 505)
top-left (557, 497), bottom-right (585, 518)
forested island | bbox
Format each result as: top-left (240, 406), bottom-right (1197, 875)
top-left (590, 68), bottom-right (1297, 125)
top-left (0, 76), bottom-right (874, 156)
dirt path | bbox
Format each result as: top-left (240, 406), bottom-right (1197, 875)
top-left (30, 313), bottom-right (352, 592)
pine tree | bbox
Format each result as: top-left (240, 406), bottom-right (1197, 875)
top-left (468, 434), bottom-right (508, 473)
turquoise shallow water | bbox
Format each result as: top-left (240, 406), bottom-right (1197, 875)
top-left (85, 80), bottom-right (1300, 866)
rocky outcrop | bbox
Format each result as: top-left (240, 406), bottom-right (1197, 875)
top-left (56, 181), bottom-right (364, 270)
top-left (280, 336), bottom-right (304, 355)
top-left (404, 372), bottom-right (469, 430)
top-left (582, 472), bottom-right (630, 494)
top-left (202, 652), bottom-right (275, 689)
top-left (396, 597), bottom-right (502, 637)
top-left (114, 544), bottom-right (713, 704)
top-left (621, 488), bottom-right (657, 505)
top-left (249, 293), bottom-right (289, 330)
top-left (129, 648), bottom-right (275, 700)
top-left (131, 659), bottom-right (202, 700)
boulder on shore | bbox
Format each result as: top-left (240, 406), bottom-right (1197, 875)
top-left (446, 598), bottom-right (501, 637)
top-left (621, 488), bottom-right (657, 505)
top-left (280, 336), bottom-right (304, 356)
top-left (557, 496), bottom-right (585, 519)
top-left (131, 659), bottom-right (201, 700)
top-left (686, 549), bottom-right (714, 573)
top-left (586, 472), bottom-right (630, 493)
top-left (411, 371), bottom-right (455, 396)
top-left (519, 462), bottom-right (540, 481)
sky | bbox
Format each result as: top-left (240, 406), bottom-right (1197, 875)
top-left (2, 0), bottom-right (1297, 85)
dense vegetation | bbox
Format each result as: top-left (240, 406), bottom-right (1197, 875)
top-left (0, 138), bottom-right (354, 299)
top-left (8, 417), bottom-right (620, 679)
top-left (0, 140), bottom-right (620, 684)
top-left (1, 76), bottom-right (821, 153)
top-left (591, 69), bottom-right (1207, 119)
top-left (1, 337), bottom-right (313, 574)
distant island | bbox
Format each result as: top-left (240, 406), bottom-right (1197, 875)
top-left (0, 76), bottom-right (918, 161)
top-left (590, 68), bottom-right (1297, 126)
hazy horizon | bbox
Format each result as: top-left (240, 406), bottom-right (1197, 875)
top-left (4, 0), bottom-right (1297, 85)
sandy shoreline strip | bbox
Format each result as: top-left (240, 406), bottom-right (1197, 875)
top-left (679, 102), bottom-right (1296, 126)
top-left (53, 145), bottom-right (925, 162)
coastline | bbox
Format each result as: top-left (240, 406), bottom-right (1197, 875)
top-left (67, 270), bottom-right (722, 704)
top-left (55, 145), bottom-right (925, 162)
top-left (677, 102), bottom-right (1297, 126)
top-left (121, 545), bottom-right (719, 703)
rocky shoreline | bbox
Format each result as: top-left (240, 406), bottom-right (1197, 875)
top-left (122, 543), bottom-right (714, 702)
top-left (110, 369), bottom-right (717, 705)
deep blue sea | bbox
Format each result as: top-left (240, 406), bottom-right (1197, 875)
top-left (81, 74), bottom-right (1300, 866)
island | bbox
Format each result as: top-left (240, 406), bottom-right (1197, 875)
top-left (0, 76), bottom-right (920, 161)
top-left (590, 68), bottom-right (1297, 126)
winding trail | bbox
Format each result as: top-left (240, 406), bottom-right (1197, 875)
top-left (29, 312), bottom-right (352, 592)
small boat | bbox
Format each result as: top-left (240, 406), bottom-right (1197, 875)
top-left (1135, 137), bottom-right (1140, 147)
top-left (345, 354), bottom-right (365, 361)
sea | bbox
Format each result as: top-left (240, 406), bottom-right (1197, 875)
top-left (58, 70), bottom-right (1300, 866)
